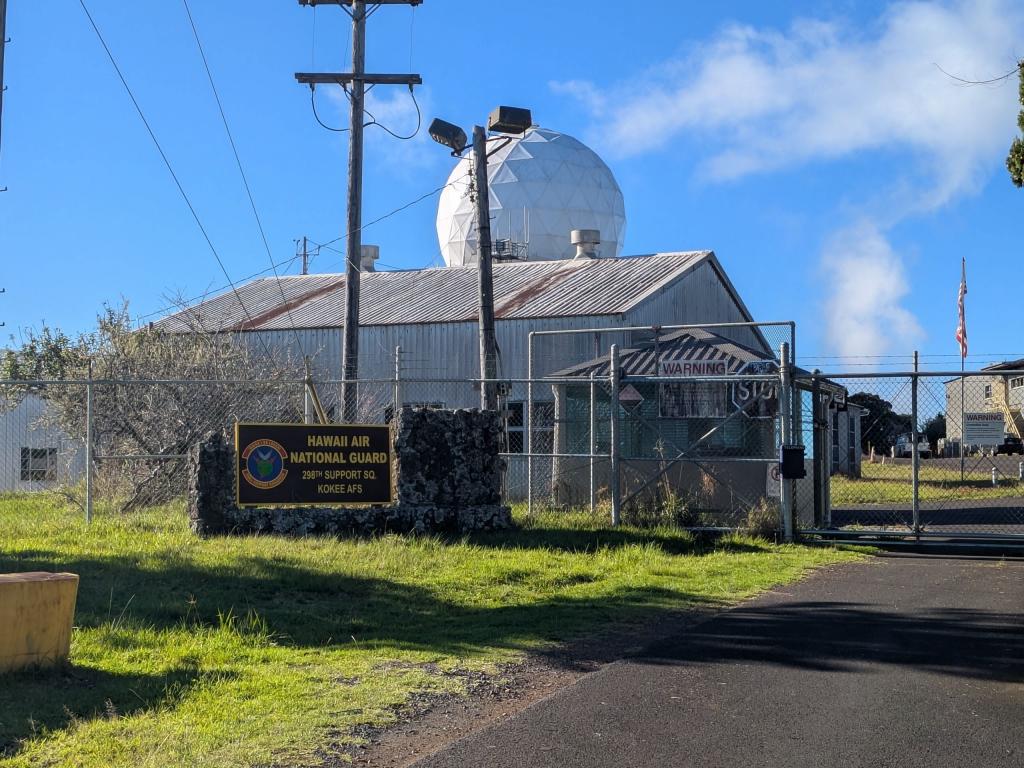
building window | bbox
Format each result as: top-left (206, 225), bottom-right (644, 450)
top-left (1011, 376), bottom-right (1024, 390)
top-left (531, 401), bottom-right (555, 453)
top-left (21, 448), bottom-right (57, 482)
top-left (984, 384), bottom-right (993, 399)
top-left (503, 402), bottom-right (525, 453)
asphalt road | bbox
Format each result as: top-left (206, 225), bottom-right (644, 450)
top-left (415, 554), bottom-right (1024, 768)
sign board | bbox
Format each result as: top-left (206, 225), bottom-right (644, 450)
top-left (963, 412), bottom-right (1005, 446)
top-left (766, 463), bottom-right (782, 498)
top-left (730, 359), bottom-right (779, 414)
top-left (235, 423), bottom-right (393, 507)
top-left (659, 359), bottom-right (728, 377)
top-left (618, 384), bottom-right (645, 404)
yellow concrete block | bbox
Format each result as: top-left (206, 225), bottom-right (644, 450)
top-left (0, 572), bottom-right (80, 673)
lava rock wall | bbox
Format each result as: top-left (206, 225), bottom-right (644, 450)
top-left (188, 407), bottom-right (512, 537)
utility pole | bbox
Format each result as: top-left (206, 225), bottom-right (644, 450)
top-left (471, 125), bottom-right (498, 410)
top-left (301, 235), bottom-right (309, 275)
top-left (296, 0), bottom-right (422, 423)
top-left (1, 0), bottom-right (9, 191)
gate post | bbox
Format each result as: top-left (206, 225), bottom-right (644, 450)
top-left (911, 351), bottom-right (921, 540)
top-left (779, 343), bottom-right (794, 542)
top-left (811, 374), bottom-right (823, 529)
top-left (609, 344), bottom-right (621, 527)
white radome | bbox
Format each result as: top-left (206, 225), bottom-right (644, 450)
top-left (436, 127), bottom-right (627, 266)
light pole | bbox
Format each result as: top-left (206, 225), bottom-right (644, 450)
top-left (429, 107), bottom-right (532, 411)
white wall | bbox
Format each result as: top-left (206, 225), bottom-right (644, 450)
top-left (0, 394), bottom-right (85, 492)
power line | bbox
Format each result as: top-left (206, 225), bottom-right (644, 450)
top-left (135, 176), bottom-right (465, 324)
top-left (310, 85), bottom-right (349, 132)
top-left (934, 60), bottom-right (1023, 86)
top-left (181, 0), bottom-right (307, 359)
top-left (134, 254), bottom-right (304, 325)
top-left (77, 0), bottom-right (273, 357)
top-left (315, 174), bottom-right (466, 254)
top-left (362, 85), bottom-right (422, 140)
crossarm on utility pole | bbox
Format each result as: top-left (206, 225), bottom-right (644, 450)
top-left (295, 73), bottom-right (422, 86)
top-left (299, 0), bottom-right (421, 6)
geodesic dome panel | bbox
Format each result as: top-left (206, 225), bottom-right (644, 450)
top-left (436, 127), bottom-right (627, 266)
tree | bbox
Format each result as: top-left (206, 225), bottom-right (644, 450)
top-left (923, 413), bottom-right (946, 450)
top-left (2, 303), bottom-right (302, 510)
top-left (848, 392), bottom-right (913, 456)
top-left (1008, 60), bottom-right (1024, 188)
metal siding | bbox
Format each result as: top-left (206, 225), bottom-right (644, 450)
top-left (624, 262), bottom-right (764, 350)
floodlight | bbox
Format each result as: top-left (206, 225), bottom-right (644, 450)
top-left (487, 106), bottom-right (532, 135)
top-left (429, 118), bottom-right (468, 155)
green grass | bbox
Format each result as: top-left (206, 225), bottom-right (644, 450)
top-left (0, 495), bottom-right (862, 767)
top-left (831, 461), bottom-right (1024, 505)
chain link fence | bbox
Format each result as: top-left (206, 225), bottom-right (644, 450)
top-left (795, 369), bottom-right (1024, 542)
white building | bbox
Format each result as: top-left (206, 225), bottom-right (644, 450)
top-left (0, 393), bottom-right (85, 492)
top-left (944, 359), bottom-right (1024, 449)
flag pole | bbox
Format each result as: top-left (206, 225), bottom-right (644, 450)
top-left (958, 255), bottom-right (967, 483)
top-left (960, 352), bottom-right (965, 482)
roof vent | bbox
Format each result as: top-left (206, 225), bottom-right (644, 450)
top-left (360, 244), bottom-right (379, 272)
top-left (571, 229), bottom-right (601, 259)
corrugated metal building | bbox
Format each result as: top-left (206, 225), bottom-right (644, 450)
top-left (156, 251), bottom-right (765, 397)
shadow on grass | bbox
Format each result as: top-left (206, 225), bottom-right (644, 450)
top-left (462, 525), bottom-right (771, 555)
top-left (0, 540), bottom-right (726, 754)
top-left (0, 662), bottom-right (229, 754)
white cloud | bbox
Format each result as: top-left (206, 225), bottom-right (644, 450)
top-left (821, 221), bottom-right (924, 357)
top-left (557, 0), bottom-right (1020, 195)
top-left (553, 0), bottom-right (1023, 355)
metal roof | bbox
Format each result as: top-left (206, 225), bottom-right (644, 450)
top-left (550, 327), bottom-right (772, 378)
top-left (155, 251), bottom-right (712, 332)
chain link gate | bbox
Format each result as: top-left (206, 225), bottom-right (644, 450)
top-left (795, 367), bottom-right (1024, 545)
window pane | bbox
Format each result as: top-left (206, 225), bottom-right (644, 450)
top-left (506, 402), bottom-right (524, 428)
top-left (505, 431), bottom-right (524, 453)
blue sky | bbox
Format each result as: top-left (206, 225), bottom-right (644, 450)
top-left (0, 0), bottom-right (1021, 371)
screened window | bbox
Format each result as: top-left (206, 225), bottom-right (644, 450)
top-left (503, 402), bottom-right (525, 453)
top-left (530, 402), bottom-right (555, 454)
top-left (21, 448), bottom-right (57, 482)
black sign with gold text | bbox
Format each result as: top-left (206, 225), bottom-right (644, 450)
top-left (235, 423), bottom-right (393, 506)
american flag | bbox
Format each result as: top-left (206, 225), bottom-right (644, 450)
top-left (955, 257), bottom-right (967, 358)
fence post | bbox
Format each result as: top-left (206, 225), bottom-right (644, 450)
top-left (303, 356), bottom-right (314, 425)
top-left (911, 351), bottom-right (920, 539)
top-left (393, 345), bottom-right (402, 421)
top-left (778, 342), bottom-right (793, 542)
top-left (589, 372), bottom-right (597, 514)
top-left (85, 360), bottom-right (94, 525)
top-left (609, 343), bottom-right (621, 527)
top-left (811, 374), bottom-right (823, 529)
top-left (527, 332), bottom-right (535, 516)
